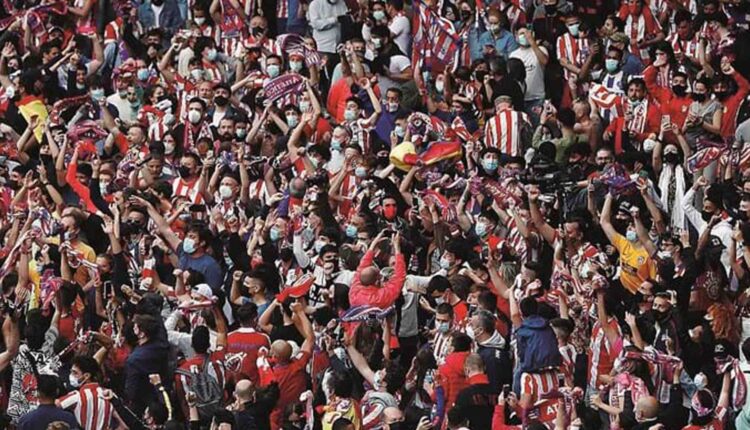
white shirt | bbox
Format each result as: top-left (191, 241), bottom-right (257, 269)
top-left (307, 0), bottom-right (348, 54)
top-left (151, 3), bottom-right (164, 26)
top-left (509, 45), bottom-right (548, 101)
top-left (377, 55), bottom-right (410, 95)
top-left (389, 15), bottom-right (411, 55)
top-left (106, 93), bottom-right (137, 123)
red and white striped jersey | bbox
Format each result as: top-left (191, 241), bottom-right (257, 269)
top-left (276, 0), bottom-right (288, 18)
top-left (520, 370), bottom-right (560, 423)
top-left (588, 317), bottom-right (622, 387)
top-left (556, 33), bottom-right (586, 81)
top-left (226, 328), bottom-right (270, 384)
top-left (172, 177), bottom-right (204, 204)
top-left (483, 109), bottom-right (530, 157)
top-left (667, 32), bottom-right (700, 64)
top-left (618, 8), bottom-right (662, 62)
top-left (58, 383), bottom-right (114, 430)
top-left (337, 173), bottom-right (360, 219)
top-left (174, 74), bottom-right (199, 122)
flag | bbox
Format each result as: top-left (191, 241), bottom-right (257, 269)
top-left (687, 147), bottom-right (724, 174)
top-left (412, 0), bottom-right (461, 73)
top-left (599, 163), bottom-right (636, 195)
top-left (277, 33), bottom-right (321, 67)
top-left (17, 95), bottom-right (48, 142)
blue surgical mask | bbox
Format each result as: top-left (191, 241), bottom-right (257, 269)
top-left (439, 256), bottom-right (451, 270)
top-left (267, 64), bottom-right (280, 78)
top-left (605, 58), bottom-right (619, 73)
top-left (517, 34), bottom-right (529, 47)
top-left (286, 115), bottom-right (299, 128)
top-left (331, 139), bottom-right (342, 151)
top-left (346, 224), bottom-right (358, 238)
top-left (91, 89), bottom-right (105, 102)
top-left (183, 237), bottom-right (196, 254)
top-left (207, 48), bottom-right (218, 61)
top-left (299, 101), bottom-right (311, 112)
top-left (475, 221), bottom-right (487, 237)
top-left (355, 166), bottom-right (367, 178)
top-left (437, 321), bottom-right (450, 333)
top-left (344, 109), bottom-right (357, 122)
top-left (626, 230), bottom-right (638, 242)
top-left (290, 61), bottom-right (303, 72)
top-left (373, 10), bottom-right (386, 21)
top-left (137, 68), bottom-right (150, 81)
top-left (567, 23), bottom-right (580, 37)
top-left (270, 227), bottom-right (282, 242)
top-left (482, 159), bottom-right (498, 172)
top-left (394, 125), bottom-right (405, 137)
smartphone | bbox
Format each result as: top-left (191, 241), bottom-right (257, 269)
top-left (502, 384), bottom-right (511, 397)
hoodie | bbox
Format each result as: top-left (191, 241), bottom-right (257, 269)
top-left (478, 330), bottom-right (513, 389)
top-left (437, 351), bottom-right (470, 408)
top-left (515, 315), bottom-right (562, 373)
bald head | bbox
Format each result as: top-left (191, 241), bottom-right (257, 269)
top-left (235, 379), bottom-right (253, 402)
top-left (270, 339), bottom-right (293, 363)
top-left (635, 396), bottom-right (659, 422)
top-left (464, 353), bottom-right (485, 376)
top-left (360, 267), bottom-right (380, 286)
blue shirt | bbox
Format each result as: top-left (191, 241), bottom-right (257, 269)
top-left (374, 106), bottom-right (409, 145)
top-left (473, 29), bottom-right (519, 61)
top-left (621, 51), bottom-right (644, 77)
top-left (125, 340), bottom-right (170, 416)
top-left (177, 241), bottom-right (225, 293)
top-left (17, 404), bottom-right (79, 430)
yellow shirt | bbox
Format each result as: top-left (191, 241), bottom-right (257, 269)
top-left (612, 233), bottom-right (656, 294)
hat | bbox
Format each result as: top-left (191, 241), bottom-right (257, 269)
top-left (192, 283), bottom-right (214, 300)
top-left (617, 200), bottom-right (634, 215)
top-left (288, 50), bottom-right (305, 59)
top-left (610, 32), bottom-right (629, 44)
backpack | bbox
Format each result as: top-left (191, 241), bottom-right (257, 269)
top-left (175, 356), bottom-right (223, 423)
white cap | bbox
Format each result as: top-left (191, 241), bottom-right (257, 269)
top-left (192, 283), bottom-right (214, 300)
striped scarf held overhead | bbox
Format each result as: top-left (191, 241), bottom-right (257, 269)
top-left (715, 356), bottom-right (747, 410)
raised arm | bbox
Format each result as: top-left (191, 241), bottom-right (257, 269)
top-left (527, 186), bottom-right (557, 244)
top-left (599, 193), bottom-right (618, 244)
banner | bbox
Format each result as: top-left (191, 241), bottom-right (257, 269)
top-left (263, 73), bottom-right (304, 103)
top-left (17, 95), bottom-right (48, 143)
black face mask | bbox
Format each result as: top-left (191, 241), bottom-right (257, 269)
top-left (289, 186), bottom-right (306, 199)
top-left (544, 4), bottom-right (557, 15)
top-left (672, 84), bottom-right (687, 97)
top-left (151, 0), bottom-right (164, 5)
top-left (474, 70), bottom-right (487, 82)
top-left (388, 423), bottom-right (404, 430)
top-left (251, 26), bottom-right (265, 36)
top-left (652, 309), bottom-right (669, 322)
top-left (740, 212), bottom-right (749, 222)
top-left (701, 210), bottom-right (714, 222)
top-left (7, 180), bottom-right (19, 190)
top-left (279, 247), bottom-right (294, 262)
top-left (715, 90), bottom-right (729, 101)
top-left (178, 165), bottom-right (191, 179)
top-left (461, 9), bottom-right (472, 20)
top-left (214, 95), bottom-right (229, 107)
top-left (692, 92), bottom-right (707, 102)
top-left (664, 153), bottom-right (679, 164)
top-left (612, 218), bottom-right (629, 235)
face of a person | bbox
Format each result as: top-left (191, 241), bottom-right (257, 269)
top-left (627, 83), bottom-right (645, 101)
top-left (198, 82), bottom-right (214, 100)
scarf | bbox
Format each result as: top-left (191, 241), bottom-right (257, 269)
top-left (625, 349), bottom-right (682, 403)
top-left (715, 356), bottom-right (747, 410)
top-left (658, 163), bottom-right (686, 231)
top-left (612, 373), bottom-right (650, 408)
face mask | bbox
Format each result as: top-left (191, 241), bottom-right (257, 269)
top-left (286, 115), bottom-right (299, 128)
top-left (4, 85), bottom-right (15, 100)
top-left (344, 109), bottom-right (358, 121)
top-left (439, 256), bottom-right (452, 270)
top-left (194, 17), bottom-right (206, 25)
top-left (701, 210), bottom-right (714, 222)
top-left (465, 325), bottom-right (476, 339)
top-left (394, 125), bottom-right (405, 137)
top-left (299, 101), bottom-right (311, 112)
top-left (489, 24), bottom-right (500, 33)
top-left (346, 224), bottom-right (358, 238)
top-left (310, 157), bottom-right (320, 169)
top-left (517, 34), bottom-right (529, 47)
top-left (270, 227), bottom-right (282, 242)
top-left (544, 4), bottom-right (557, 14)
top-left (69, 374), bottom-right (82, 388)
top-left (118, 89), bottom-right (128, 98)
top-left (99, 182), bottom-right (109, 195)
top-left (373, 371), bottom-right (385, 390)
top-left (435, 80), bottom-right (444, 93)
top-left (290, 61), bottom-right (303, 72)
top-left (314, 240), bottom-right (326, 253)
top-left (482, 159), bottom-right (498, 172)
top-left (437, 321), bottom-right (450, 333)
top-left (331, 139), bottom-right (343, 151)
top-left (183, 237), bottom-right (197, 254)
top-left (373, 10), bottom-right (386, 21)
top-left (355, 166), bottom-right (368, 178)
top-left (164, 140), bottom-right (176, 154)
top-left (653, 309), bottom-right (669, 322)
top-left (178, 165), bottom-right (192, 178)
top-left (692, 92), bottom-right (706, 102)
top-left (267, 64), bottom-right (280, 78)
top-left (213, 95), bottom-right (229, 107)
top-left (715, 90), bottom-right (729, 100)
top-left (219, 185), bottom-right (233, 199)
top-left (190, 69), bottom-right (204, 81)
top-left (76, 83), bottom-right (86, 91)
top-left (605, 58), bottom-right (619, 73)
top-left (64, 230), bottom-right (78, 241)
top-left (235, 128), bottom-right (247, 139)
top-left (461, 9), bottom-right (472, 20)
top-left (91, 88), bottom-right (105, 101)
top-left (188, 109), bottom-right (202, 124)
top-left (657, 250), bottom-right (672, 260)
top-left (383, 206), bottom-right (397, 220)
top-left (567, 23), bottom-right (580, 37)
top-left (137, 68), bottom-right (149, 81)
top-left (475, 221), bottom-right (487, 237)
top-left (626, 230), bottom-right (638, 242)
top-left (664, 153), bottom-right (678, 164)
top-left (672, 84), bottom-right (687, 97)
top-left (206, 48), bottom-right (218, 61)
top-left (387, 102), bottom-right (399, 112)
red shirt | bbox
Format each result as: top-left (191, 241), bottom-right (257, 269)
top-left (270, 350), bottom-right (312, 430)
top-left (226, 328), bottom-right (270, 384)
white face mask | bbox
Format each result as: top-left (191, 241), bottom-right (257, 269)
top-left (188, 109), bottom-right (202, 124)
top-left (190, 69), bottom-right (204, 81)
top-left (194, 17), bottom-right (206, 25)
top-left (219, 185), bottom-right (233, 199)
top-left (69, 374), bottom-right (82, 388)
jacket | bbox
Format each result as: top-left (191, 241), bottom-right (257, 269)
top-left (137, 0), bottom-right (184, 37)
top-left (437, 351), bottom-right (470, 409)
top-left (454, 373), bottom-right (497, 430)
top-left (515, 316), bottom-right (562, 373)
top-left (477, 330), bottom-right (513, 389)
top-left (348, 250), bottom-right (405, 309)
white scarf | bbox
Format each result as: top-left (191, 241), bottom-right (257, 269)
top-left (658, 163), bottom-right (686, 231)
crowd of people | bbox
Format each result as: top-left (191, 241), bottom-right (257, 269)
top-left (1, 0), bottom-right (750, 428)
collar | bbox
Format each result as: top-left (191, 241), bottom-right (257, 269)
top-left (467, 373), bottom-right (489, 385)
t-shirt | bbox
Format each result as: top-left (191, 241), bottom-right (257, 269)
top-left (16, 404), bottom-right (79, 430)
top-left (176, 242), bottom-right (224, 293)
top-left (8, 327), bottom-right (60, 423)
top-left (226, 328), bottom-right (271, 384)
top-left (611, 233), bottom-right (656, 294)
top-left (509, 46), bottom-right (548, 101)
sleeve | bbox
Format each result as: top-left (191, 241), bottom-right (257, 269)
top-left (389, 17), bottom-right (408, 38)
top-left (734, 71), bottom-right (750, 97)
top-left (88, 178), bottom-right (114, 217)
top-left (681, 188), bottom-right (705, 231)
top-left (307, 4), bottom-right (338, 31)
top-left (65, 159), bottom-right (93, 209)
top-left (293, 234), bottom-right (312, 269)
top-left (610, 232), bottom-right (627, 252)
top-left (114, 133), bottom-right (129, 155)
top-left (57, 390), bottom-right (82, 410)
top-left (381, 253), bottom-right (406, 306)
top-left (643, 65), bottom-right (672, 105)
